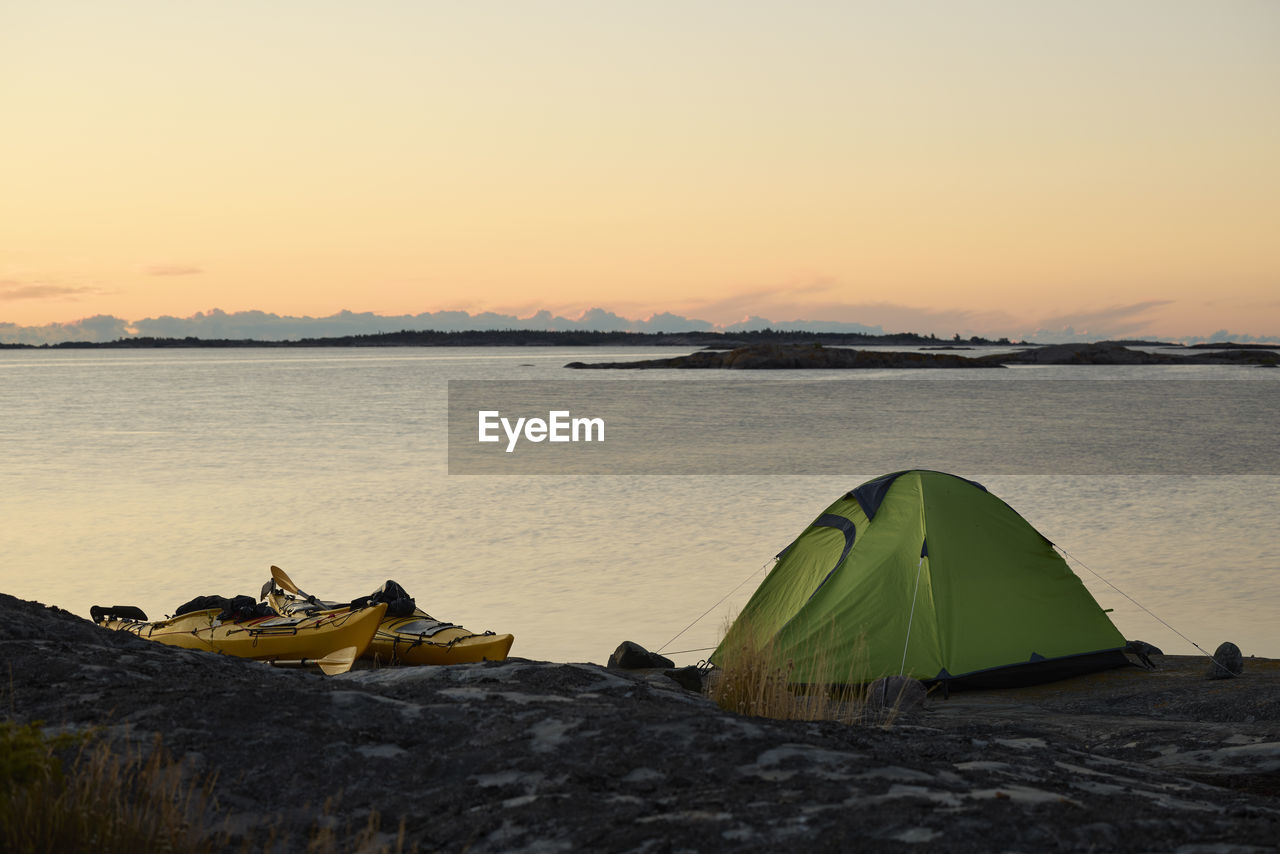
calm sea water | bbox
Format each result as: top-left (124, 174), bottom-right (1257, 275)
top-left (2, 346), bottom-right (1277, 665)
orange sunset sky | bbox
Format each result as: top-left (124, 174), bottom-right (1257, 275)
top-left (2, 1), bottom-right (1278, 340)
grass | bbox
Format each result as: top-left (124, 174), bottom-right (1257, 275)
top-left (304, 798), bottom-right (410, 854)
top-left (707, 615), bottom-right (915, 726)
top-left (0, 719), bottom-right (416, 854)
top-left (1, 719), bottom-right (220, 853)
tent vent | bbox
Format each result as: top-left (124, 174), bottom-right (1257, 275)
top-left (802, 514), bottom-right (857, 601)
top-left (851, 470), bottom-right (989, 521)
top-left (850, 472), bottom-right (903, 520)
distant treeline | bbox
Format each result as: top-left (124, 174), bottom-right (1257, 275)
top-left (2, 328), bottom-right (1018, 349)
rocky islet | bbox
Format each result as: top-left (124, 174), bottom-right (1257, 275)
top-left (566, 341), bottom-right (1280, 370)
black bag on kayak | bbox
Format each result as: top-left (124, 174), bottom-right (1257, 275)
top-left (90, 604), bottom-right (148, 623)
top-left (174, 594), bottom-right (231, 617)
top-left (218, 595), bottom-right (275, 621)
top-left (348, 579), bottom-right (415, 618)
top-left (174, 594), bottom-right (274, 621)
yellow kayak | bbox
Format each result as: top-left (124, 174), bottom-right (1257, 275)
top-left (358, 609), bottom-right (514, 666)
top-left (263, 567), bottom-right (514, 666)
top-left (91, 601), bottom-right (387, 675)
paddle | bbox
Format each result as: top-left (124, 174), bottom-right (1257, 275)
top-left (270, 565), bottom-right (305, 597)
top-left (267, 565), bottom-right (343, 615)
top-left (266, 645), bottom-right (360, 676)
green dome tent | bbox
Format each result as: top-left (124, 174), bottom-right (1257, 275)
top-left (713, 470), bottom-right (1129, 688)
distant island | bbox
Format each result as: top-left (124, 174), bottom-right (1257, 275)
top-left (0, 328), bottom-right (1012, 349)
top-left (567, 341), bottom-right (1280, 369)
top-left (3, 331), bottom-right (1278, 367)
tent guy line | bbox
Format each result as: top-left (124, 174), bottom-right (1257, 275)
top-left (1056, 545), bottom-right (1238, 677)
top-left (900, 555), bottom-right (927, 677)
top-left (656, 559), bottom-right (774, 656)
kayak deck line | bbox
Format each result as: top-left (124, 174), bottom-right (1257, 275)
top-left (262, 568), bottom-right (515, 666)
top-left (92, 601), bottom-right (387, 675)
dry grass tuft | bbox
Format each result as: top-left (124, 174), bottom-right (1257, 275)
top-left (304, 795), bottom-right (413, 854)
top-left (1, 719), bottom-right (221, 853)
top-left (707, 616), bottom-right (874, 724)
top-left (2, 718), bottom-right (422, 854)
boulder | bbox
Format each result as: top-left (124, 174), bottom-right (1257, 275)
top-left (1207, 642), bottom-right (1244, 679)
top-left (607, 640), bottom-right (675, 670)
top-left (663, 666), bottom-right (705, 692)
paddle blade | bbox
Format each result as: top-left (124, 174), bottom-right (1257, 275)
top-left (270, 565), bottom-right (301, 595)
top-left (317, 646), bottom-right (359, 676)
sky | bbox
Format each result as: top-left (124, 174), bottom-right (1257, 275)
top-left (2, 1), bottom-right (1278, 341)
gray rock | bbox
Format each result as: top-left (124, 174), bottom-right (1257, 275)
top-left (6, 592), bottom-right (1280, 853)
top-left (1208, 641), bottom-right (1244, 679)
top-left (606, 640), bottom-right (674, 670)
top-left (663, 665), bottom-right (705, 692)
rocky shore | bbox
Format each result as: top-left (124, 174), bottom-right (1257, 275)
top-left (567, 343), bottom-right (1004, 370)
top-left (567, 341), bottom-right (1280, 370)
top-left (4, 593), bottom-right (1278, 852)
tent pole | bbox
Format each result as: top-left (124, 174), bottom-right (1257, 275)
top-left (900, 556), bottom-right (925, 676)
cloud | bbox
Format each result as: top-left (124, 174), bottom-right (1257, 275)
top-left (648, 279), bottom-right (1023, 338)
top-left (3, 302), bottom-right (1276, 345)
top-left (118, 307), bottom-right (716, 341)
top-left (634, 312), bottom-right (715, 333)
top-left (0, 314), bottom-right (131, 345)
top-left (665, 288), bottom-right (1017, 339)
top-left (668, 285), bottom-right (834, 325)
top-left (129, 307), bottom-right (682, 339)
top-left (144, 265), bottom-right (203, 277)
top-left (1025, 300), bottom-right (1173, 342)
top-left (28, 304), bottom-right (972, 342)
top-left (1163, 329), bottom-right (1280, 345)
top-left (519, 282), bottom-right (1267, 343)
top-left (504, 278), bottom-right (964, 336)
top-left (1031, 300), bottom-right (1170, 332)
top-left (687, 291), bottom-right (1184, 343)
top-left (0, 282), bottom-right (101, 301)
